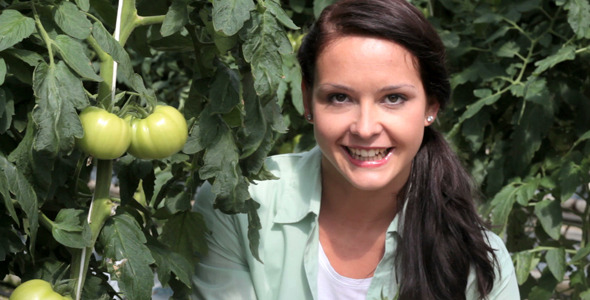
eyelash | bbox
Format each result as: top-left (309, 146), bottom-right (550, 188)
top-left (326, 93), bottom-right (407, 105)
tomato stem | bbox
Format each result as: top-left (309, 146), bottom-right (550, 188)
top-left (31, 1), bottom-right (55, 66)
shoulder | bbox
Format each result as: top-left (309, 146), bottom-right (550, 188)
top-left (484, 231), bottom-right (520, 299)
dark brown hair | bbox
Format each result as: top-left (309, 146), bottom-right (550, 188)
top-left (297, 0), bottom-right (497, 299)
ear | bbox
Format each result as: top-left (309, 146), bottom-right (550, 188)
top-left (301, 81), bottom-right (313, 121)
top-left (424, 98), bottom-right (440, 126)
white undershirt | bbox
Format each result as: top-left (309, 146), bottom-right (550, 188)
top-left (317, 243), bottom-right (373, 300)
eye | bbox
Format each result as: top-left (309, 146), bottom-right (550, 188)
top-left (328, 93), bottom-right (350, 103)
top-left (384, 94), bottom-right (406, 105)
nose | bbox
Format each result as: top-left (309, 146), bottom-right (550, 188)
top-left (349, 102), bottom-right (383, 138)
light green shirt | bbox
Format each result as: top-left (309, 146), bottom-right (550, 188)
top-left (191, 147), bottom-right (520, 300)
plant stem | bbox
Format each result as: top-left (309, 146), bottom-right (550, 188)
top-left (31, 1), bottom-right (54, 66)
top-left (71, 160), bottom-right (114, 300)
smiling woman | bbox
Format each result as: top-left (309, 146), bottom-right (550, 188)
top-left (191, 0), bottom-right (519, 299)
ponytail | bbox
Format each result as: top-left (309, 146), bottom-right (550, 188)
top-left (396, 127), bottom-right (496, 300)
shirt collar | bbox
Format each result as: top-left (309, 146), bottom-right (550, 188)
top-left (273, 146), bottom-right (323, 224)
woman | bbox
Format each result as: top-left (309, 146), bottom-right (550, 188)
top-left (192, 0), bottom-right (519, 299)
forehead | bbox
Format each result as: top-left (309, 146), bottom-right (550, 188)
top-left (315, 35), bottom-right (422, 84)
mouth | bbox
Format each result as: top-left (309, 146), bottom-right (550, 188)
top-left (344, 146), bottom-right (393, 161)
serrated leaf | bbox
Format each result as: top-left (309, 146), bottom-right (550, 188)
top-left (457, 89), bottom-right (501, 124)
top-left (242, 10), bottom-right (292, 102)
top-left (528, 268), bottom-right (558, 300)
top-left (515, 178), bottom-right (539, 206)
top-left (240, 76), bottom-right (267, 158)
top-left (212, 0), bottom-right (255, 36)
top-left (496, 41), bottom-right (520, 58)
top-left (159, 211), bottom-right (208, 263)
top-left (534, 199), bottom-right (562, 240)
top-left (53, 1), bottom-right (92, 39)
top-left (534, 46), bottom-right (576, 74)
top-left (0, 154), bottom-right (38, 255)
top-left (546, 247), bottom-right (566, 281)
top-left (199, 127), bottom-right (240, 199)
top-left (52, 209), bottom-right (92, 249)
top-left (209, 63), bottom-right (241, 114)
top-left (100, 214), bottom-right (155, 300)
top-left (197, 105), bottom-right (225, 149)
top-left (508, 104), bottom-right (552, 173)
top-left (53, 35), bottom-right (102, 81)
top-left (265, 0), bottom-right (299, 30)
top-left (565, 0), bottom-right (590, 39)
top-left (32, 61), bottom-right (87, 154)
top-left (147, 238), bottom-right (193, 287)
top-left (246, 199), bottom-right (262, 262)
top-left (0, 10), bottom-right (36, 52)
top-left (161, 0), bottom-right (190, 37)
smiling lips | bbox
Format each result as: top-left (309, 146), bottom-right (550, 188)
top-left (344, 147), bottom-right (393, 166)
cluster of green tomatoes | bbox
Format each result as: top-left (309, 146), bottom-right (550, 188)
top-left (76, 105), bottom-right (188, 160)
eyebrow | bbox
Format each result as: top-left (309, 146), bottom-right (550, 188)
top-left (317, 83), bottom-right (417, 92)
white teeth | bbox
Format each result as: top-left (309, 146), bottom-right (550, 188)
top-left (347, 147), bottom-right (390, 161)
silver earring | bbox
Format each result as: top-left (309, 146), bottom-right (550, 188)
top-left (427, 116), bottom-right (434, 122)
top-left (306, 113), bottom-right (313, 121)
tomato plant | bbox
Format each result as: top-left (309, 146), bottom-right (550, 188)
top-left (126, 105), bottom-right (187, 160)
top-left (77, 107), bottom-right (131, 160)
top-left (9, 279), bottom-right (70, 300)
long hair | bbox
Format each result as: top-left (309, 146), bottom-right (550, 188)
top-left (297, 0), bottom-right (497, 299)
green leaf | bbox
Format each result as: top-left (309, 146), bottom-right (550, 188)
top-left (199, 127), bottom-right (240, 199)
top-left (75, 0), bottom-right (90, 12)
top-left (161, 0), bottom-right (190, 37)
top-left (0, 154), bottom-right (38, 255)
top-left (546, 247), bottom-right (566, 281)
top-left (53, 1), bottom-right (92, 40)
top-left (490, 183), bottom-right (518, 234)
top-left (528, 268), bottom-right (558, 300)
top-left (32, 61), bottom-right (87, 154)
top-left (242, 10), bottom-right (292, 102)
top-left (0, 88), bottom-right (14, 134)
top-left (533, 46), bottom-right (576, 74)
top-left (571, 240), bottom-right (590, 263)
top-left (52, 209), bottom-right (92, 249)
top-left (246, 199), bottom-right (262, 262)
top-left (147, 238), bottom-right (193, 288)
top-left (534, 199), bottom-right (562, 240)
top-left (53, 35), bottom-right (102, 81)
top-left (559, 159), bottom-right (584, 201)
top-left (514, 251), bottom-right (538, 285)
top-left (582, 290), bottom-right (590, 300)
top-left (0, 155), bottom-right (19, 225)
top-left (159, 211), bottom-right (209, 263)
top-left (91, 21), bottom-right (134, 82)
top-left (0, 10), bottom-right (36, 52)
top-left (100, 214), bottom-right (155, 300)
top-left (456, 88), bottom-right (502, 125)
top-left (508, 104), bottom-right (552, 174)
top-left (496, 41), bottom-right (520, 58)
top-left (565, 0), bottom-right (590, 39)
top-left (265, 0), bottom-right (299, 30)
top-left (0, 58), bottom-right (5, 85)
top-left (314, 0), bottom-right (335, 18)
top-left (240, 76), bottom-right (267, 158)
top-left (212, 0), bottom-right (255, 36)
top-left (209, 63), bottom-right (241, 114)
top-left (0, 222), bottom-right (25, 261)
top-left (515, 178), bottom-right (539, 206)
top-left (4, 48), bottom-right (45, 67)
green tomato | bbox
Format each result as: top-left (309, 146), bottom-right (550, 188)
top-left (10, 279), bottom-right (71, 300)
top-left (127, 105), bottom-right (188, 159)
top-left (77, 106), bottom-right (131, 160)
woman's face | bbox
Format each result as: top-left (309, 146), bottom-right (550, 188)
top-left (304, 36), bottom-right (439, 194)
